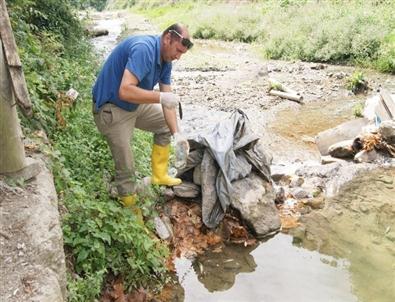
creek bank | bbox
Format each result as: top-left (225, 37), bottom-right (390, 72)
top-left (0, 154), bottom-right (66, 302)
top-left (91, 9), bottom-right (395, 301)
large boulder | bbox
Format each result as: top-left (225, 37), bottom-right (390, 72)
top-left (379, 120), bottom-right (395, 144)
top-left (230, 173), bottom-right (281, 237)
top-left (328, 140), bottom-right (355, 158)
top-left (315, 118), bottom-right (369, 155)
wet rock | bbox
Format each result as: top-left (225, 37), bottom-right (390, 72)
top-left (230, 173), bottom-right (281, 237)
top-left (379, 120), bottom-right (395, 144)
top-left (173, 182), bottom-right (200, 198)
top-left (354, 149), bottom-right (378, 163)
top-left (315, 118), bottom-right (369, 156)
top-left (328, 140), bottom-right (355, 158)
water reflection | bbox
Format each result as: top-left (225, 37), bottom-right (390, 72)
top-left (175, 234), bottom-right (356, 302)
top-left (292, 168), bottom-right (395, 302)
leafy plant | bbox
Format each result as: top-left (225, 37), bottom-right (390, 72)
top-left (352, 102), bottom-right (364, 117)
top-left (8, 0), bottom-right (170, 299)
top-left (346, 71), bottom-right (368, 94)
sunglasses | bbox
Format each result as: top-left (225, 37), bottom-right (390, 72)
top-left (169, 29), bottom-right (193, 50)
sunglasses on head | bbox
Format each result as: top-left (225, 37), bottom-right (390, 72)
top-left (169, 29), bottom-right (193, 50)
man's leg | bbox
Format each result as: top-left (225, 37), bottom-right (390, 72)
top-left (135, 104), bottom-right (181, 186)
top-left (93, 103), bottom-right (137, 196)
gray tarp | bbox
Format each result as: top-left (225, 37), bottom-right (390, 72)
top-left (179, 109), bottom-right (272, 228)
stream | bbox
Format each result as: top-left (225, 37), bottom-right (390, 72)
top-left (90, 10), bottom-right (395, 302)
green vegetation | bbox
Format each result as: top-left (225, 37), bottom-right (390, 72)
top-left (352, 102), bottom-right (364, 118)
top-left (346, 71), bottom-right (368, 94)
top-left (116, 0), bottom-right (395, 73)
top-left (7, 0), bottom-right (169, 300)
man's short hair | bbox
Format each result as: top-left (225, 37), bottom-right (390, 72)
top-left (162, 23), bottom-right (183, 37)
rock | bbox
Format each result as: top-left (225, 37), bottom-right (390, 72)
top-left (296, 162), bottom-right (342, 179)
top-left (230, 173), bottom-right (281, 237)
top-left (154, 216), bottom-right (173, 240)
top-left (321, 155), bottom-right (348, 164)
top-left (354, 149), bottom-right (378, 163)
top-left (173, 182), bottom-right (200, 198)
top-left (3, 157), bottom-right (41, 182)
top-left (310, 63), bottom-right (326, 70)
top-left (274, 185), bottom-right (286, 204)
top-left (328, 140), bottom-right (355, 158)
top-left (289, 176), bottom-right (304, 187)
top-left (304, 197), bottom-right (325, 209)
top-left (315, 118), bottom-right (369, 156)
top-left (193, 164), bottom-right (202, 185)
top-left (379, 120), bottom-right (395, 144)
top-left (87, 28), bottom-right (109, 37)
top-left (162, 188), bottom-right (175, 201)
top-left (290, 187), bottom-right (310, 199)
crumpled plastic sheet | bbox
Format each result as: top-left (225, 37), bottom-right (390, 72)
top-left (182, 109), bottom-right (272, 228)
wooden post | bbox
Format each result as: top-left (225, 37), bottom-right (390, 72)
top-left (0, 38), bottom-right (26, 173)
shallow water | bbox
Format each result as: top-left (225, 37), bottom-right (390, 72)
top-left (173, 168), bottom-right (395, 302)
top-left (269, 97), bottom-right (359, 150)
top-left (295, 168), bottom-right (395, 302)
top-left (175, 233), bottom-right (357, 302)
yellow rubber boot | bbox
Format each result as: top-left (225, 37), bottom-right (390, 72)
top-left (120, 194), bottom-right (144, 226)
top-left (151, 144), bottom-right (182, 186)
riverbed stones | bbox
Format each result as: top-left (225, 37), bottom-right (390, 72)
top-left (315, 118), bottom-right (369, 156)
top-left (379, 120), bottom-right (395, 144)
top-left (296, 162), bottom-right (342, 179)
top-left (230, 172), bottom-right (281, 237)
top-left (354, 149), bottom-right (378, 163)
top-left (328, 140), bottom-right (355, 158)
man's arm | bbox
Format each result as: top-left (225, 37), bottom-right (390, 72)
top-left (159, 83), bottom-right (179, 135)
top-left (119, 69), bottom-right (160, 104)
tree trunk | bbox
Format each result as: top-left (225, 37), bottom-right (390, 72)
top-left (0, 39), bottom-right (26, 173)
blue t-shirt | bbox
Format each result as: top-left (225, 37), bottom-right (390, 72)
top-left (92, 35), bottom-right (172, 111)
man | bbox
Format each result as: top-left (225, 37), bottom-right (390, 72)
top-left (92, 23), bottom-right (193, 222)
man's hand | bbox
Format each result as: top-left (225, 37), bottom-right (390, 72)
top-left (159, 92), bottom-right (180, 109)
top-left (174, 132), bottom-right (190, 169)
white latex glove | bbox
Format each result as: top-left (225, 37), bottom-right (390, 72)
top-left (173, 132), bottom-right (190, 169)
top-left (159, 92), bottom-right (180, 109)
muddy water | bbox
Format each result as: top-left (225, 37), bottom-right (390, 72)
top-left (175, 234), bottom-right (357, 302)
top-left (293, 168), bottom-right (395, 302)
top-left (270, 97), bottom-right (358, 149)
top-left (177, 168), bottom-right (394, 302)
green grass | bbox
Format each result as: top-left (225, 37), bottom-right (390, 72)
top-left (115, 0), bottom-right (395, 73)
top-left (8, 0), bottom-right (170, 300)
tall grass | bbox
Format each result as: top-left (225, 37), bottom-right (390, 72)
top-left (113, 0), bottom-right (395, 73)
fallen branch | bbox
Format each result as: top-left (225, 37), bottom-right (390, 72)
top-left (268, 78), bottom-right (300, 95)
top-left (269, 90), bottom-right (304, 104)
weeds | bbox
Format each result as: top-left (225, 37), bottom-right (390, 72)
top-left (125, 0), bottom-right (395, 73)
top-left (8, 0), bottom-right (170, 299)
top-left (352, 102), bottom-right (364, 118)
top-left (346, 71), bottom-right (369, 94)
